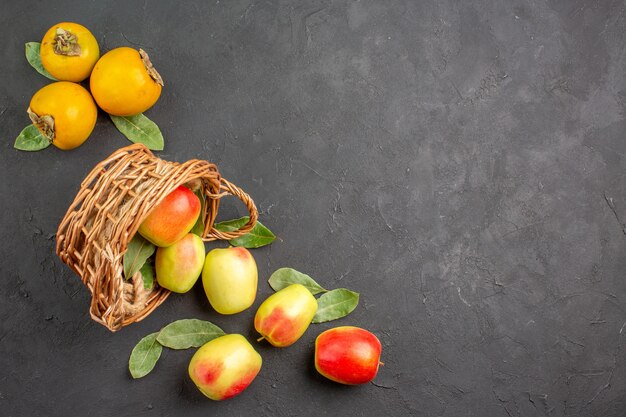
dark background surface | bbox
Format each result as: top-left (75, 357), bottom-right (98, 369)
top-left (1, 1), bottom-right (625, 416)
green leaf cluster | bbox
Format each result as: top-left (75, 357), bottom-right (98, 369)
top-left (129, 319), bottom-right (225, 379)
top-left (268, 268), bottom-right (359, 323)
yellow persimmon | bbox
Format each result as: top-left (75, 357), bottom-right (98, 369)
top-left (40, 22), bottom-right (100, 82)
top-left (28, 82), bottom-right (98, 150)
top-left (90, 47), bottom-right (163, 116)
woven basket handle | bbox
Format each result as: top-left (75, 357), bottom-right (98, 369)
top-left (206, 178), bottom-right (258, 241)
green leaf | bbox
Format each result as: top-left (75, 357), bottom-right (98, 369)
top-left (312, 288), bottom-right (360, 323)
top-left (110, 114), bottom-right (164, 150)
top-left (190, 189), bottom-right (205, 237)
top-left (213, 217), bottom-right (247, 233)
top-left (268, 267), bottom-right (327, 295)
top-left (123, 234), bottom-right (156, 280)
top-left (129, 332), bottom-right (162, 379)
top-left (25, 42), bottom-right (57, 80)
top-left (139, 261), bottom-right (155, 289)
top-left (14, 125), bottom-right (51, 151)
top-left (214, 216), bottom-right (276, 248)
top-left (156, 319), bottom-right (225, 349)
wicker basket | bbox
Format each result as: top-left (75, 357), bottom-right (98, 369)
top-left (56, 144), bottom-right (258, 331)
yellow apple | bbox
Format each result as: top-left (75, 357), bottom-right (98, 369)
top-left (188, 334), bottom-right (262, 400)
top-left (254, 284), bottom-right (318, 347)
top-left (155, 233), bottom-right (205, 293)
top-left (202, 247), bottom-right (258, 314)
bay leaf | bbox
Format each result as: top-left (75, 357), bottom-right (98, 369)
top-left (25, 42), bottom-right (57, 80)
top-left (128, 332), bottom-right (162, 379)
top-left (213, 217), bottom-right (248, 233)
top-left (312, 288), bottom-right (359, 323)
top-left (156, 319), bottom-right (225, 349)
top-left (214, 216), bottom-right (276, 248)
top-left (123, 234), bottom-right (156, 280)
top-left (139, 261), bottom-right (155, 289)
top-left (268, 267), bottom-right (327, 295)
top-left (14, 124), bottom-right (51, 151)
top-left (190, 189), bottom-right (205, 237)
top-left (110, 113), bottom-right (164, 150)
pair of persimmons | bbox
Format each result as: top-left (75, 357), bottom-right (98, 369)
top-left (29, 22), bottom-right (163, 150)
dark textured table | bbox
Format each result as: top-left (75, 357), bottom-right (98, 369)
top-left (1, 1), bottom-right (625, 416)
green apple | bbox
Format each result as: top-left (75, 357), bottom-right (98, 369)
top-left (202, 247), bottom-right (258, 314)
top-left (155, 233), bottom-right (205, 293)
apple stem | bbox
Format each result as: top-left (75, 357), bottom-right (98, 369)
top-left (257, 336), bottom-right (265, 342)
top-left (379, 361), bottom-right (385, 366)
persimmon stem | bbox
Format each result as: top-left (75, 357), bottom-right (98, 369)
top-left (139, 49), bottom-right (164, 86)
top-left (27, 108), bottom-right (55, 143)
top-left (54, 27), bottom-right (81, 56)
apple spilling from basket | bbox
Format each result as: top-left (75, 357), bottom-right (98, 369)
top-left (126, 184), bottom-right (383, 400)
